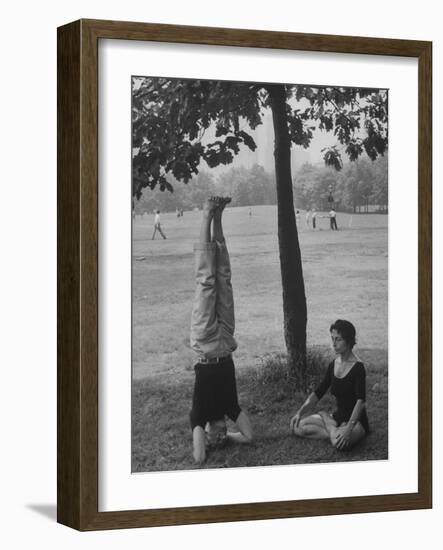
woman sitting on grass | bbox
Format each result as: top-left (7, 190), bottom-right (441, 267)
top-left (189, 196), bottom-right (253, 464)
top-left (290, 320), bottom-right (369, 450)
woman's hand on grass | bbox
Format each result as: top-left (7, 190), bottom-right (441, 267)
top-left (290, 412), bottom-right (302, 433)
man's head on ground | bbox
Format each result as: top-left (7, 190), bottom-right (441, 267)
top-left (205, 418), bottom-right (228, 449)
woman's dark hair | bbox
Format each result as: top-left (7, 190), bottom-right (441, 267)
top-left (330, 319), bottom-right (356, 348)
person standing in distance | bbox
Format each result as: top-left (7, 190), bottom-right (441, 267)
top-left (329, 208), bottom-right (338, 230)
top-left (311, 209), bottom-right (317, 230)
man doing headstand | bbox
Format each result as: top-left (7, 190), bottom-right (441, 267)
top-left (189, 196), bottom-right (253, 464)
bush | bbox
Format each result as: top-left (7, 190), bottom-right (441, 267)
top-left (253, 353), bottom-right (295, 387)
top-left (253, 346), bottom-right (330, 392)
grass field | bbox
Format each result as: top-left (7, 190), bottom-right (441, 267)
top-left (132, 205), bottom-right (388, 472)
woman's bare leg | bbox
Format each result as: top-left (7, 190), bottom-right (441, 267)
top-left (293, 413), bottom-right (331, 440)
top-left (317, 410), bottom-right (338, 434)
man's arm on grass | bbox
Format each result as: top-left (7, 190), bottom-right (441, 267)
top-left (193, 426), bottom-right (206, 464)
top-left (227, 411), bottom-right (253, 444)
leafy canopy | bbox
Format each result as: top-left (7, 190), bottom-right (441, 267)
top-left (132, 77), bottom-right (388, 198)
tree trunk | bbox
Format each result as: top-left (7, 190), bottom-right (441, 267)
top-left (267, 84), bottom-right (307, 389)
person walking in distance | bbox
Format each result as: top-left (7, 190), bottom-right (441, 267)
top-left (151, 209), bottom-right (167, 240)
top-left (189, 196), bottom-right (253, 464)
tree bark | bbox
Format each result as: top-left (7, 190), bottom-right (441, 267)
top-left (267, 84), bottom-right (307, 388)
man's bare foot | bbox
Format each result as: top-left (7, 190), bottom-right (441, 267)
top-left (203, 196), bottom-right (221, 216)
top-left (213, 196), bottom-right (232, 216)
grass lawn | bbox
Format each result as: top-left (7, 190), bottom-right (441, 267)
top-left (132, 205), bottom-right (388, 472)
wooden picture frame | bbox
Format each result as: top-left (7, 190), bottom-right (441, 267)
top-left (57, 19), bottom-right (432, 530)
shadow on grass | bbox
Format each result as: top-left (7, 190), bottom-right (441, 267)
top-left (132, 346), bottom-right (388, 472)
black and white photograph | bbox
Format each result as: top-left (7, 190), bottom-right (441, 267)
top-left (1, 0), bottom-right (437, 541)
top-left (131, 76), bottom-right (389, 472)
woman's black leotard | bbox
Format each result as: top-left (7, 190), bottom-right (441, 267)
top-left (314, 361), bottom-right (370, 434)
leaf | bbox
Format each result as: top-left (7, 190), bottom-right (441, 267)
top-left (323, 147), bottom-right (343, 171)
top-left (239, 131), bottom-right (257, 151)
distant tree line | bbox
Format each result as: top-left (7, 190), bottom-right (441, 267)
top-left (293, 155), bottom-right (388, 213)
top-left (134, 155), bottom-right (387, 215)
top-left (133, 164), bottom-right (276, 213)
